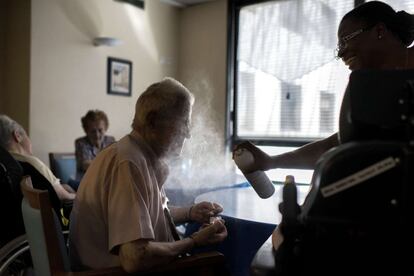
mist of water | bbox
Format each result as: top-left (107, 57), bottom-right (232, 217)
top-left (164, 78), bottom-right (245, 206)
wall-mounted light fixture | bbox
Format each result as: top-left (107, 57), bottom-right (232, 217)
top-left (93, 37), bottom-right (123, 47)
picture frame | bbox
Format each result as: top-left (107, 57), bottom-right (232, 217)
top-left (107, 57), bottom-right (132, 96)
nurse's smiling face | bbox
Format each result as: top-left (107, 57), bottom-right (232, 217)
top-left (336, 19), bottom-right (381, 71)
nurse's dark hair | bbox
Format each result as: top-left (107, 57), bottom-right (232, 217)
top-left (342, 1), bottom-right (414, 46)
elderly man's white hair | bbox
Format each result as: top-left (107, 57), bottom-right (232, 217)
top-left (132, 77), bottom-right (194, 130)
top-left (0, 114), bottom-right (26, 150)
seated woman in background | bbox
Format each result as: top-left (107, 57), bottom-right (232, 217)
top-left (75, 110), bottom-right (115, 180)
top-left (0, 114), bottom-right (76, 203)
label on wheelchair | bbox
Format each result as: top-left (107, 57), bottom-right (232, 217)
top-left (321, 157), bottom-right (399, 197)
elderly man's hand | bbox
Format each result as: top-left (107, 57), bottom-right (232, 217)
top-left (190, 219), bottom-right (227, 247)
top-left (189, 201), bottom-right (223, 224)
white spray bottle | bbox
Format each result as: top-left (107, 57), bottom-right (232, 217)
top-left (233, 148), bottom-right (275, 199)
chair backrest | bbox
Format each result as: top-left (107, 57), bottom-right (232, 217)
top-left (18, 161), bottom-right (64, 222)
top-left (49, 153), bottom-right (76, 184)
top-left (20, 176), bottom-right (70, 276)
top-left (0, 146), bottom-right (24, 247)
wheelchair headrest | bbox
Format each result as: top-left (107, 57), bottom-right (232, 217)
top-left (341, 69), bottom-right (414, 143)
top-left (0, 145), bottom-right (23, 200)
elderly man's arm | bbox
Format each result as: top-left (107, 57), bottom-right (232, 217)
top-left (119, 238), bottom-right (193, 273)
top-left (119, 220), bottom-right (227, 273)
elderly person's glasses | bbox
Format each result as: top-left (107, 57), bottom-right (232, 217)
top-left (334, 25), bottom-right (374, 59)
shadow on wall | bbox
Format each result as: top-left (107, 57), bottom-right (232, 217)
top-left (57, 0), bottom-right (103, 38)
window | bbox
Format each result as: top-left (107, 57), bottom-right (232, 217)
top-left (231, 0), bottom-right (354, 145)
top-left (280, 82), bottom-right (301, 132)
top-left (319, 91), bottom-right (335, 133)
top-left (228, 0), bottom-right (355, 183)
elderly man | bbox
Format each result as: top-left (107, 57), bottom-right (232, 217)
top-left (69, 78), bottom-right (227, 273)
top-left (0, 114), bottom-right (76, 202)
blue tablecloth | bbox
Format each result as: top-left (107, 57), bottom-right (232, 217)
top-left (169, 182), bottom-right (277, 276)
top-left (185, 214), bottom-right (276, 276)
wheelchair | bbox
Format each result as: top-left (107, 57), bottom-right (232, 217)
top-left (276, 69), bottom-right (414, 276)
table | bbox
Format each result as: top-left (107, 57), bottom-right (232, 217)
top-left (193, 184), bottom-right (310, 276)
top-left (195, 185), bottom-right (309, 225)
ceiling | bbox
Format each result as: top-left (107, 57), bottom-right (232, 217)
top-left (160, 0), bottom-right (217, 8)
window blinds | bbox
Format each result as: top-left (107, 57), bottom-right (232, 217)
top-left (235, 0), bottom-right (354, 142)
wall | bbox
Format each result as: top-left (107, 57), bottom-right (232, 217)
top-left (177, 0), bottom-right (230, 171)
top-left (0, 1), bottom-right (5, 113)
top-left (30, 0), bottom-right (180, 163)
top-left (0, 0), bottom-right (31, 131)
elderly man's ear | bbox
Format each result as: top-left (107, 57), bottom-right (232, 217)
top-left (12, 130), bottom-right (24, 144)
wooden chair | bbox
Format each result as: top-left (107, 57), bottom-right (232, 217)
top-left (20, 176), bottom-right (226, 276)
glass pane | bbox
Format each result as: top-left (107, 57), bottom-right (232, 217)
top-left (236, 0), bottom-right (353, 141)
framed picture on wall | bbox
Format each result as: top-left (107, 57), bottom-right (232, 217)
top-left (107, 57), bottom-right (132, 96)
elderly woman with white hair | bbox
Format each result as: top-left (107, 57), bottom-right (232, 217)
top-left (0, 114), bottom-right (76, 202)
